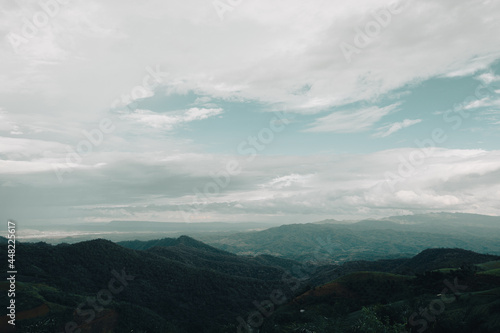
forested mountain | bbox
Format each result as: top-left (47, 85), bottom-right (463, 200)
top-left (198, 214), bottom-right (500, 263)
top-left (0, 237), bottom-right (302, 332)
top-left (118, 235), bottom-right (232, 254)
top-left (2, 235), bottom-right (500, 332)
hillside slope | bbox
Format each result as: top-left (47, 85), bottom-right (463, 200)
top-left (2, 237), bottom-right (302, 332)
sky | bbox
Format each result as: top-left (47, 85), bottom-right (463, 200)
top-left (1, 0), bottom-right (500, 226)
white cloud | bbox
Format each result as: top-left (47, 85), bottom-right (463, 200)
top-left (463, 97), bottom-right (500, 110)
top-left (1, 0), bottom-right (500, 120)
top-left (374, 118), bottom-right (422, 137)
top-left (476, 72), bottom-right (500, 85)
top-left (2, 147), bottom-right (498, 223)
top-left (0, 110), bottom-right (23, 135)
top-left (1, 1), bottom-right (500, 224)
top-left (0, 136), bottom-right (66, 159)
top-left (264, 173), bottom-right (313, 189)
top-left (304, 103), bottom-right (400, 133)
top-left (123, 108), bottom-right (223, 130)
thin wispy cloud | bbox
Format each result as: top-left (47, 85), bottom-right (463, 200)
top-left (304, 104), bottom-right (400, 133)
top-left (123, 108), bottom-right (223, 130)
top-left (374, 119), bottom-right (422, 138)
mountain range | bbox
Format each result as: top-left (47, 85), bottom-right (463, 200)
top-left (2, 213), bottom-right (500, 332)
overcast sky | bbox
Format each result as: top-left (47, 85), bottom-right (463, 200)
top-left (1, 0), bottom-right (500, 225)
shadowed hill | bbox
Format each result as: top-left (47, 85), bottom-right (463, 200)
top-left (394, 247), bottom-right (500, 274)
top-left (3, 236), bottom-right (500, 332)
top-left (6, 237), bottom-right (302, 332)
top-left (260, 248), bottom-right (500, 333)
top-left (308, 248), bottom-right (500, 286)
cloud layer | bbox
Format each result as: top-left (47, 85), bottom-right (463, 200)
top-left (1, 0), bottom-right (500, 224)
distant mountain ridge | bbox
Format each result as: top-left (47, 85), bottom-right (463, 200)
top-left (13, 212), bottom-right (500, 246)
top-left (316, 212), bottom-right (500, 227)
top-left (198, 213), bottom-right (500, 263)
top-left (382, 212), bottom-right (500, 227)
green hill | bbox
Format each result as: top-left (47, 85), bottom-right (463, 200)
top-left (1, 237), bottom-right (301, 332)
